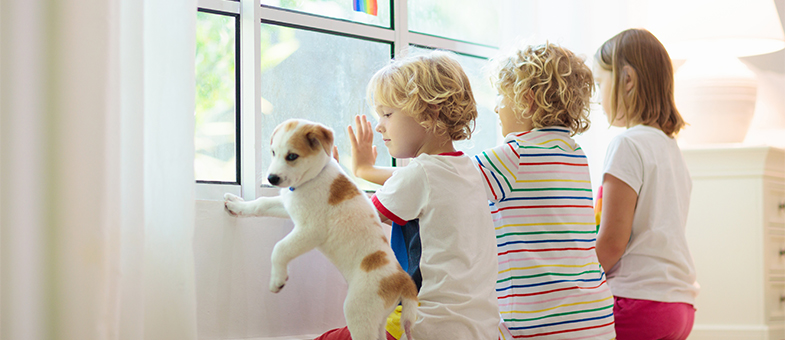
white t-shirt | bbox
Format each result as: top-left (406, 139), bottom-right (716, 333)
top-left (602, 125), bottom-right (699, 304)
top-left (372, 152), bottom-right (500, 340)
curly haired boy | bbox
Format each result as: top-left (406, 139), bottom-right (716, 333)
top-left (474, 43), bottom-right (616, 339)
top-left (319, 50), bottom-right (500, 340)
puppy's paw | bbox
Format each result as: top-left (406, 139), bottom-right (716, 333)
top-left (224, 193), bottom-right (245, 216)
top-left (269, 275), bottom-right (289, 293)
top-left (224, 193), bottom-right (243, 202)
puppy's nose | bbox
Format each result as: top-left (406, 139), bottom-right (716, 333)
top-left (268, 174), bottom-right (280, 186)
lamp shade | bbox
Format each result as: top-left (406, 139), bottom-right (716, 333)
top-left (646, 0), bottom-right (785, 58)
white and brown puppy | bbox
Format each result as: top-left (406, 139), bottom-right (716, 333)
top-left (224, 119), bottom-right (418, 340)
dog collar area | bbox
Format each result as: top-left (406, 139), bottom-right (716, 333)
top-left (289, 187), bottom-right (295, 191)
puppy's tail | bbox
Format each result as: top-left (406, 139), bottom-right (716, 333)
top-left (399, 283), bottom-right (418, 340)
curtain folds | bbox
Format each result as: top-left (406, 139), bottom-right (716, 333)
top-left (1, 0), bottom-right (198, 339)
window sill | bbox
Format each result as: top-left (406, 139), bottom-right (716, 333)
top-left (195, 182), bottom-right (241, 201)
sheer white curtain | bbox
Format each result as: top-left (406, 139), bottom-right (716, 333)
top-left (1, 0), bottom-right (198, 339)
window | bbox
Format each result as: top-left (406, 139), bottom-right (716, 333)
top-left (260, 0), bottom-right (392, 28)
top-left (408, 0), bottom-right (499, 47)
top-left (195, 7), bottom-right (240, 184)
top-left (196, 0), bottom-right (501, 199)
top-left (258, 23), bottom-right (393, 190)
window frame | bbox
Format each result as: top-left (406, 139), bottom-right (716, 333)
top-left (195, 0), bottom-right (498, 201)
top-left (195, 0), bottom-right (244, 199)
top-left (195, 7), bottom-right (242, 185)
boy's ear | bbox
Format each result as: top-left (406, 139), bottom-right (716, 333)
top-left (524, 91), bottom-right (535, 107)
top-left (621, 65), bottom-right (636, 93)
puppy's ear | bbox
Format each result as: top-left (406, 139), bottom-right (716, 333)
top-left (306, 124), bottom-right (334, 157)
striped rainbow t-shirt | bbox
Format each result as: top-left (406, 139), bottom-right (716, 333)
top-left (474, 127), bottom-right (616, 340)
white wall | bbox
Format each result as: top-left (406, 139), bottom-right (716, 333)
top-left (194, 199), bottom-right (349, 339)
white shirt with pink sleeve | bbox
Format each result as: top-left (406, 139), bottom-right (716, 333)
top-left (372, 151), bottom-right (500, 340)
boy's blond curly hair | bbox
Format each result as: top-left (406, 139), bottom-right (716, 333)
top-left (367, 50), bottom-right (477, 141)
top-left (492, 43), bottom-right (593, 135)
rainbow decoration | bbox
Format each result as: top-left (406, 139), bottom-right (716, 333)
top-left (353, 0), bottom-right (378, 16)
top-left (594, 185), bottom-right (603, 232)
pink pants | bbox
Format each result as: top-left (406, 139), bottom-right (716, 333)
top-left (613, 296), bottom-right (695, 340)
top-left (314, 327), bottom-right (396, 340)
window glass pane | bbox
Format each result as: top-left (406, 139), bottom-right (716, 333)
top-left (453, 53), bottom-right (500, 157)
top-left (261, 0), bottom-right (391, 29)
top-left (452, 53), bottom-right (500, 157)
top-left (260, 24), bottom-right (392, 190)
top-left (195, 11), bottom-right (238, 183)
top-left (408, 0), bottom-right (500, 47)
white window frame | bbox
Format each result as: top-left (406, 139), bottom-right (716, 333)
top-left (195, 0), bottom-right (498, 201)
top-left (195, 0), bottom-right (244, 199)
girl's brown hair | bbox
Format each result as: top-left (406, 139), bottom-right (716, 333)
top-left (492, 42), bottom-right (594, 135)
top-left (595, 28), bottom-right (685, 137)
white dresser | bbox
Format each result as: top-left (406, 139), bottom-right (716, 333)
top-left (682, 146), bottom-right (785, 340)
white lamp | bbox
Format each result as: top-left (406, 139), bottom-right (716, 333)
top-left (645, 0), bottom-right (785, 144)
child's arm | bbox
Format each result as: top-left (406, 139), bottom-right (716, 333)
top-left (473, 144), bottom-right (517, 203)
top-left (375, 207), bottom-right (392, 224)
top-left (595, 173), bottom-right (637, 271)
top-left (348, 115), bottom-right (394, 185)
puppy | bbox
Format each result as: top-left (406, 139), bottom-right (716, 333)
top-left (224, 119), bottom-right (418, 340)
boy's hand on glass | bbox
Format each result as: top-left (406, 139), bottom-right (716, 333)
top-left (348, 115), bottom-right (378, 179)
